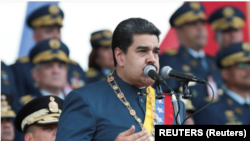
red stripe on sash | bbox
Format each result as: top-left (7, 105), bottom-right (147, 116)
top-left (163, 94), bottom-right (173, 125)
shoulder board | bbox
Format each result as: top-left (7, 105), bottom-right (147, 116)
top-left (164, 49), bottom-right (178, 56)
top-left (16, 56), bottom-right (29, 63)
top-left (19, 94), bottom-right (35, 105)
top-left (86, 68), bottom-right (98, 78)
top-left (69, 59), bottom-right (78, 65)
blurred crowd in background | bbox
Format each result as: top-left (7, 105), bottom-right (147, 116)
top-left (1, 1), bottom-right (250, 141)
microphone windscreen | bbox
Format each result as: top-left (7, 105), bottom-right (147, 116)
top-left (160, 66), bottom-right (172, 79)
top-left (143, 65), bottom-right (156, 77)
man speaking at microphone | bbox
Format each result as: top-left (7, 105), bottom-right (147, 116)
top-left (56, 18), bottom-right (186, 141)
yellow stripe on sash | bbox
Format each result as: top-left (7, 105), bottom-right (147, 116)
top-left (144, 86), bottom-right (155, 134)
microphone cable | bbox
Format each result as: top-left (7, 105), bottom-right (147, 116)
top-left (181, 80), bottom-right (215, 125)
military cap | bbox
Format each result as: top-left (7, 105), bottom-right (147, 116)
top-left (216, 42), bottom-right (250, 69)
top-left (90, 30), bottom-right (112, 48)
top-left (209, 6), bottom-right (245, 31)
top-left (1, 94), bottom-right (16, 118)
top-left (27, 4), bottom-right (64, 28)
top-left (15, 96), bottom-right (63, 133)
top-left (29, 38), bottom-right (69, 65)
top-left (169, 2), bottom-right (206, 27)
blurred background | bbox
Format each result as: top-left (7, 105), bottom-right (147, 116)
top-left (1, 0), bottom-right (250, 71)
top-left (0, 0), bottom-right (183, 71)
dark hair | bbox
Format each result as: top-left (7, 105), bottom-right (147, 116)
top-left (112, 18), bottom-right (161, 66)
top-left (88, 48), bottom-right (101, 71)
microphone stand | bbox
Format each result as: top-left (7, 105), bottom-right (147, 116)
top-left (179, 80), bottom-right (192, 99)
top-left (155, 80), bottom-right (165, 100)
top-left (157, 80), bottom-right (183, 125)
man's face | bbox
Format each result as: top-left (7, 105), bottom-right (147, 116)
top-left (96, 46), bottom-right (114, 70)
top-left (222, 62), bottom-right (250, 90)
top-left (27, 124), bottom-right (58, 141)
top-left (177, 21), bottom-right (207, 51)
top-left (32, 61), bottom-right (67, 89)
top-left (119, 34), bottom-right (160, 87)
top-left (1, 118), bottom-right (15, 141)
top-left (33, 26), bottom-right (61, 43)
top-left (220, 29), bottom-right (243, 49)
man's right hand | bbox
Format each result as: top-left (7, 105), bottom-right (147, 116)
top-left (115, 125), bottom-right (150, 141)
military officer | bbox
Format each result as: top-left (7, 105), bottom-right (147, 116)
top-left (159, 2), bottom-right (224, 123)
top-left (86, 29), bottom-right (114, 84)
top-left (56, 18), bottom-right (186, 141)
top-left (1, 94), bottom-right (16, 141)
top-left (208, 6), bottom-right (245, 50)
top-left (29, 38), bottom-right (69, 101)
top-left (15, 38), bottom-right (69, 111)
top-left (1, 62), bottom-right (18, 106)
top-left (10, 4), bottom-right (86, 101)
top-left (15, 95), bottom-right (63, 141)
top-left (194, 42), bottom-right (250, 124)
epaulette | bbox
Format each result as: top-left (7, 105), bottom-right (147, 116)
top-left (19, 94), bottom-right (35, 105)
top-left (164, 49), bottom-right (178, 56)
top-left (86, 68), bottom-right (98, 78)
top-left (16, 56), bottom-right (29, 63)
top-left (69, 59), bottom-right (78, 65)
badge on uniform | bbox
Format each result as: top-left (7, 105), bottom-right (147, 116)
top-left (49, 96), bottom-right (59, 112)
top-left (225, 110), bottom-right (242, 125)
top-left (70, 71), bottom-right (85, 89)
top-left (1, 71), bottom-right (9, 85)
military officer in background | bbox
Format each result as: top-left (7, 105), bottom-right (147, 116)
top-left (10, 4), bottom-right (86, 101)
top-left (208, 6), bottom-right (245, 50)
top-left (159, 2), bottom-right (224, 124)
top-left (1, 61), bottom-right (18, 106)
top-left (1, 94), bottom-right (16, 141)
top-left (56, 18), bottom-right (186, 141)
top-left (17, 38), bottom-right (69, 105)
top-left (86, 29), bottom-right (114, 84)
top-left (15, 96), bottom-right (63, 141)
top-left (194, 42), bottom-right (250, 124)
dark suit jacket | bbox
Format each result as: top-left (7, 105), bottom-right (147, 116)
top-left (56, 72), bottom-right (186, 141)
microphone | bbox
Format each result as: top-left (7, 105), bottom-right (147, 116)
top-left (160, 66), bottom-right (206, 84)
top-left (143, 65), bottom-right (167, 85)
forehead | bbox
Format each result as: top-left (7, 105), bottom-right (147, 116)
top-left (39, 61), bottom-right (66, 67)
top-left (35, 26), bottom-right (61, 31)
top-left (131, 34), bottom-right (159, 47)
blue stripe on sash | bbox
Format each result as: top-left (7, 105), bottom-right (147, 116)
top-left (154, 89), bottom-right (165, 125)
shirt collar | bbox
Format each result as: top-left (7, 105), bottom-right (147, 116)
top-left (186, 48), bottom-right (205, 59)
top-left (226, 89), bottom-right (250, 105)
top-left (40, 89), bottom-right (65, 100)
top-left (112, 71), bottom-right (147, 96)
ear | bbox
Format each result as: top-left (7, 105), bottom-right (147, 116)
top-left (24, 133), bottom-right (33, 141)
top-left (114, 47), bottom-right (124, 67)
top-left (175, 27), bottom-right (180, 34)
top-left (33, 29), bottom-right (39, 42)
top-left (175, 28), bottom-right (183, 40)
top-left (32, 69), bottom-right (40, 83)
top-left (221, 69), bottom-right (230, 81)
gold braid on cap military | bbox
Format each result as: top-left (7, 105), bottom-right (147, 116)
top-left (1, 94), bottom-right (16, 118)
top-left (15, 96), bottom-right (63, 133)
